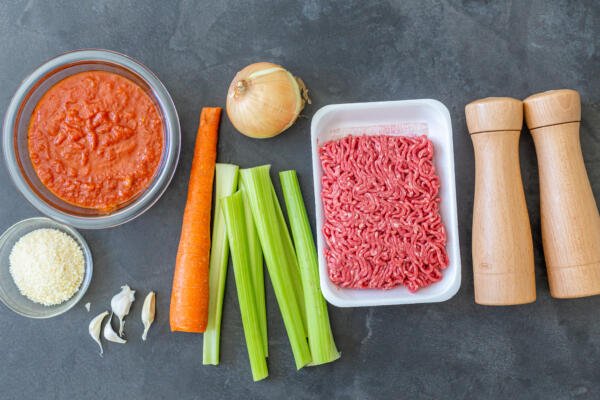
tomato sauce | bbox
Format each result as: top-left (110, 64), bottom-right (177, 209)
top-left (28, 71), bottom-right (164, 211)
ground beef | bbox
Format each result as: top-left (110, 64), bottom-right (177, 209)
top-left (319, 134), bottom-right (448, 292)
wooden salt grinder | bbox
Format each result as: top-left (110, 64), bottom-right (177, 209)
top-left (524, 89), bottom-right (600, 298)
top-left (465, 97), bottom-right (536, 305)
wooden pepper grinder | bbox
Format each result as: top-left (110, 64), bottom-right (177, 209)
top-left (465, 97), bottom-right (536, 305)
top-left (524, 89), bottom-right (600, 298)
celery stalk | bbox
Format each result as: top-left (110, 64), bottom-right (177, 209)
top-left (203, 163), bottom-right (239, 365)
top-left (270, 184), bottom-right (307, 329)
top-left (222, 191), bottom-right (269, 381)
top-left (240, 166), bottom-right (312, 369)
top-left (241, 181), bottom-right (268, 356)
top-left (280, 170), bottom-right (340, 365)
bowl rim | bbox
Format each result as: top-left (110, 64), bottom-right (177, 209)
top-left (2, 49), bottom-right (181, 229)
top-left (0, 217), bottom-right (93, 319)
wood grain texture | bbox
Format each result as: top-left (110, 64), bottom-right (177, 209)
top-left (466, 98), bottom-right (536, 305)
top-left (524, 89), bottom-right (580, 129)
top-left (466, 97), bottom-right (524, 134)
top-left (524, 90), bottom-right (600, 298)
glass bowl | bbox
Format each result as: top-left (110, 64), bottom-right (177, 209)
top-left (0, 217), bottom-right (93, 318)
top-left (2, 49), bottom-right (180, 229)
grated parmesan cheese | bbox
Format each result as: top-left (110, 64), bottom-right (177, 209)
top-left (9, 228), bottom-right (84, 306)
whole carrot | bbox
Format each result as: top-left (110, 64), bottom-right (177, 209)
top-left (170, 107), bottom-right (221, 333)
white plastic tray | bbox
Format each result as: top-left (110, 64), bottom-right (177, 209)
top-left (311, 99), bottom-right (461, 307)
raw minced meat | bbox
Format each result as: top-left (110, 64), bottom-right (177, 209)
top-left (319, 134), bottom-right (448, 292)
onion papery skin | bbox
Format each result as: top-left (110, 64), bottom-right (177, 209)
top-left (226, 62), bottom-right (308, 139)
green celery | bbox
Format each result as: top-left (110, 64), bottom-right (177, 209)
top-left (203, 163), bottom-right (239, 365)
top-left (240, 166), bottom-right (312, 369)
top-left (280, 170), bottom-right (340, 365)
top-left (241, 181), bottom-right (268, 356)
top-left (270, 184), bottom-right (307, 329)
top-left (222, 191), bottom-right (269, 381)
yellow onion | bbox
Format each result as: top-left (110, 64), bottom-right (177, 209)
top-left (226, 62), bottom-right (310, 139)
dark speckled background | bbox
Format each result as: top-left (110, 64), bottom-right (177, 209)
top-left (1, 1), bottom-right (599, 399)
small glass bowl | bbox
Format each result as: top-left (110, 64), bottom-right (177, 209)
top-left (0, 217), bottom-right (93, 318)
top-left (2, 49), bottom-right (181, 229)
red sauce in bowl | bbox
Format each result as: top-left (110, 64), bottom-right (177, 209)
top-left (28, 71), bottom-right (164, 211)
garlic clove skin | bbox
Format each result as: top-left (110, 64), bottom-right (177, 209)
top-left (226, 62), bottom-right (309, 139)
top-left (111, 285), bottom-right (135, 336)
top-left (141, 291), bottom-right (156, 341)
top-left (84, 302), bottom-right (91, 312)
top-left (103, 313), bottom-right (127, 344)
top-left (89, 311), bottom-right (109, 356)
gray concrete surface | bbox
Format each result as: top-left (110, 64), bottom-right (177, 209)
top-left (1, 1), bottom-right (599, 399)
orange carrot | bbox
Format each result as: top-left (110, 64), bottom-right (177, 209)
top-left (170, 107), bottom-right (221, 333)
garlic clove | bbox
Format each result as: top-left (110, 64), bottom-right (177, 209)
top-left (103, 313), bottom-right (127, 344)
top-left (141, 291), bottom-right (156, 341)
top-left (111, 285), bottom-right (135, 336)
top-left (89, 311), bottom-right (109, 356)
top-left (84, 302), bottom-right (91, 312)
